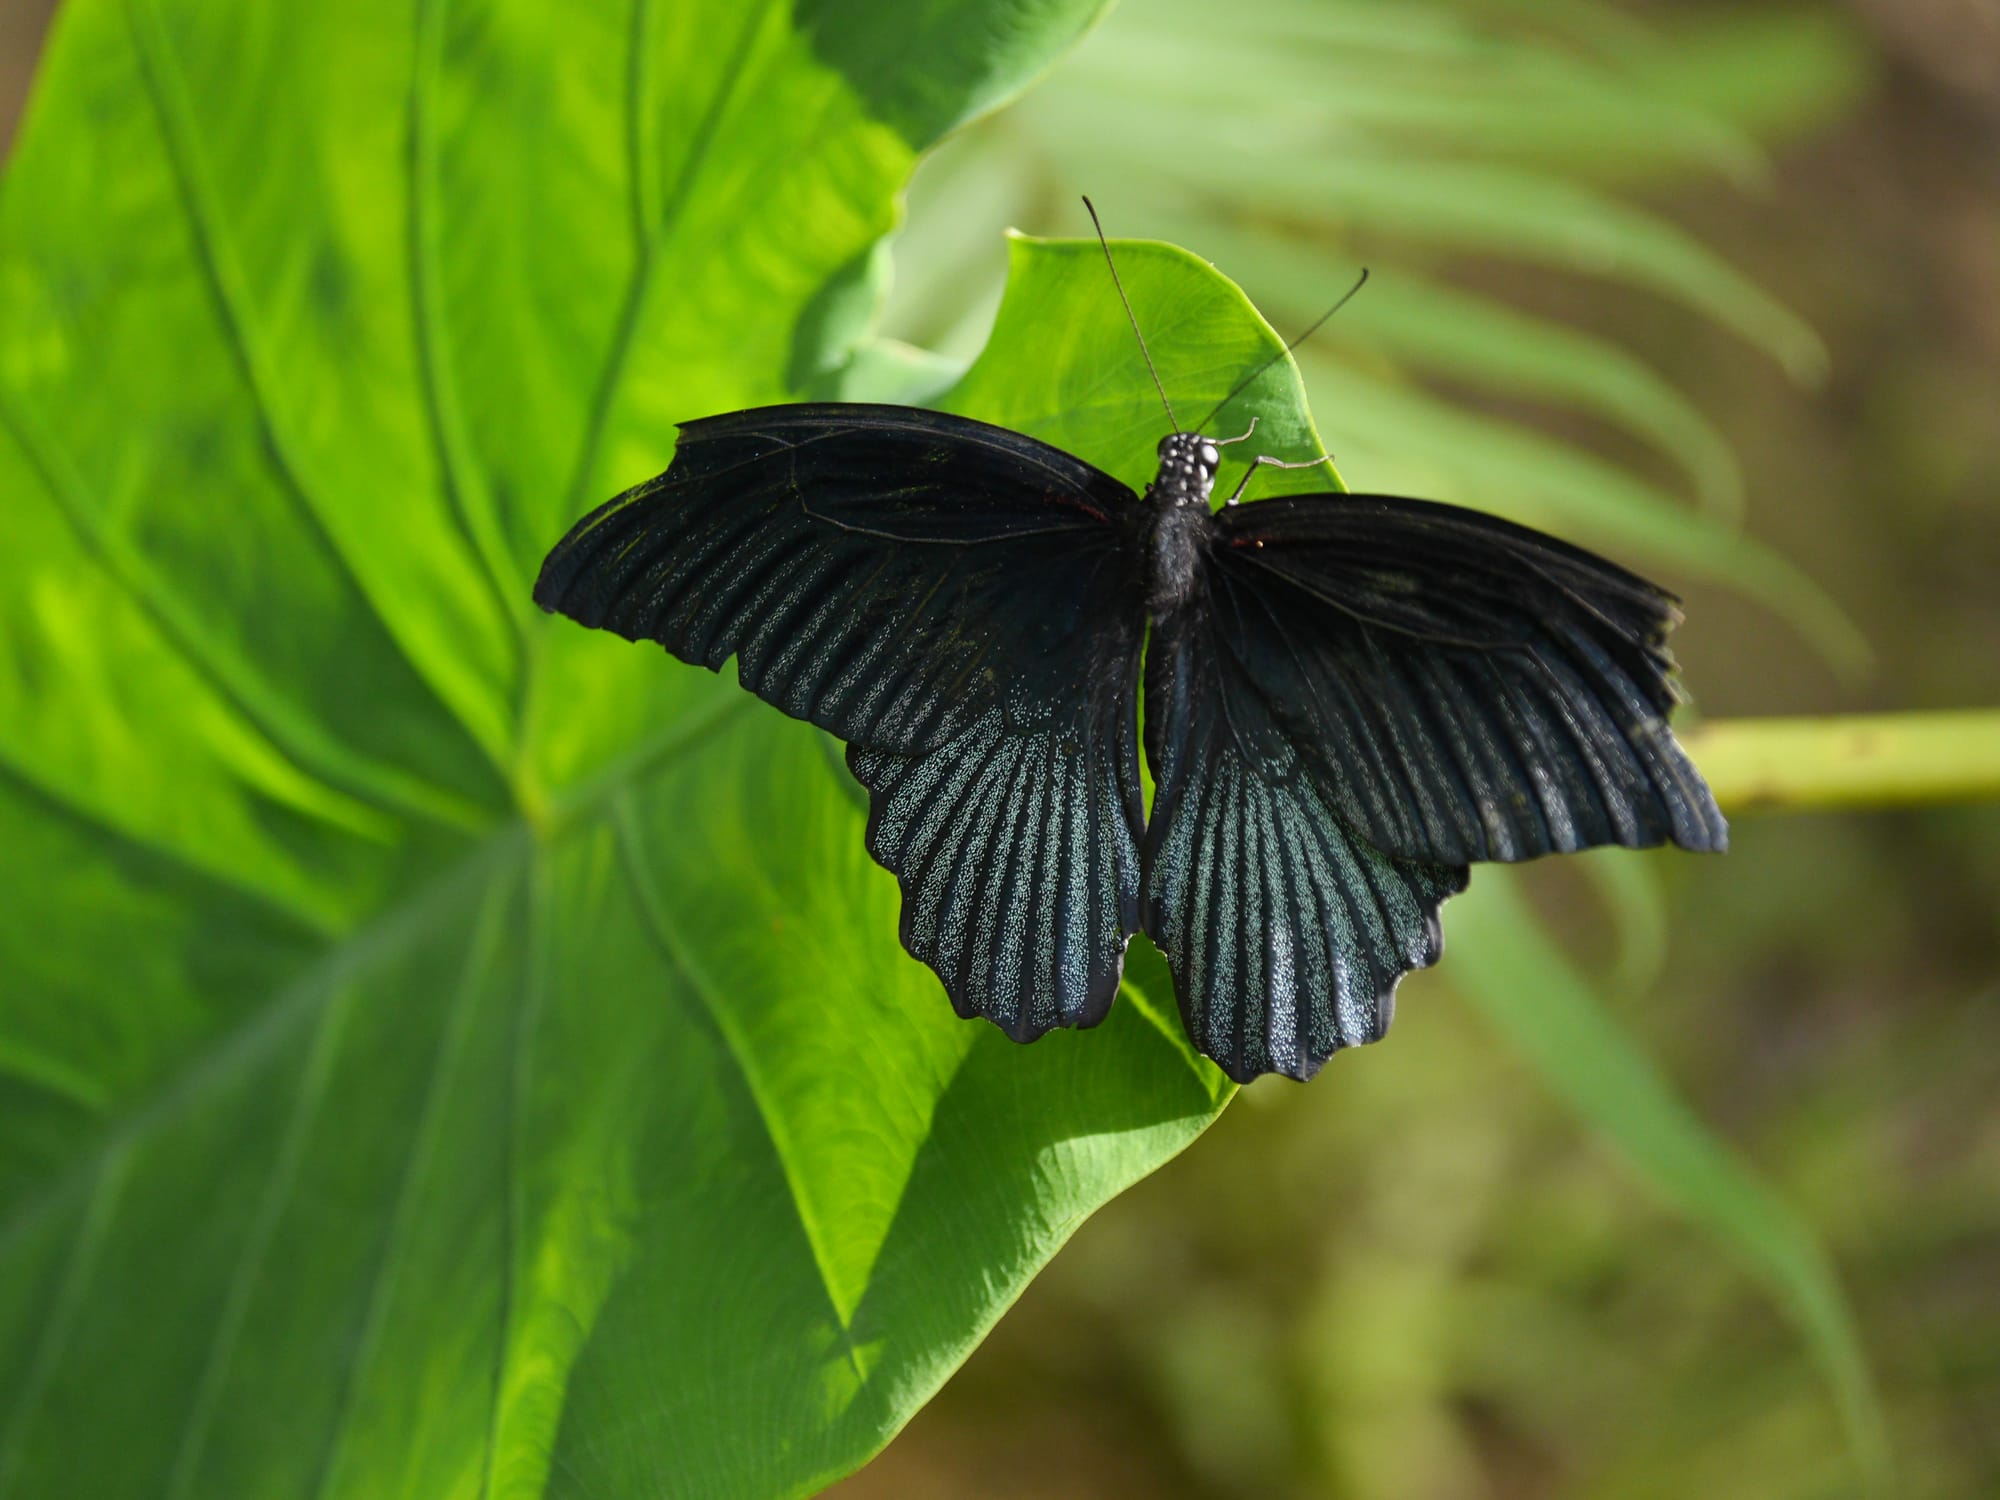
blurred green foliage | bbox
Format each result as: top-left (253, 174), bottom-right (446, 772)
top-left (851, 4), bottom-right (2000, 1499)
top-left (2, 0), bottom-right (1996, 1498)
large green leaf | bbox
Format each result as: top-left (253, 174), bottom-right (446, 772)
top-left (0, 0), bottom-right (1402, 1492)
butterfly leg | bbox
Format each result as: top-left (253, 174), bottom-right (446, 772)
top-left (1225, 452), bottom-right (1330, 505)
top-left (1210, 416), bottom-right (1259, 447)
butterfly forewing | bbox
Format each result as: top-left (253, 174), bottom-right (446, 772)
top-left (1206, 493), bottom-right (1728, 867)
top-left (534, 403), bottom-right (1151, 1042)
top-left (535, 405), bottom-right (1143, 755)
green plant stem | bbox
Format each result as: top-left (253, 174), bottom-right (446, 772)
top-left (1685, 710), bottom-right (2000, 815)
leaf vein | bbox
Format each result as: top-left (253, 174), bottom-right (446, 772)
top-left (0, 747), bottom-right (344, 941)
top-left (303, 869), bottom-right (514, 1500)
top-left (558, 0), bottom-right (779, 522)
top-left (161, 968), bottom-right (361, 1500)
top-left (611, 796), bottom-right (869, 1383)
top-left (409, 0), bottom-right (533, 652)
top-left (123, 0), bottom-right (516, 784)
top-left (0, 1146), bottom-right (129, 1500)
top-left (482, 848), bottom-right (542, 1499)
top-left (0, 377), bottom-right (482, 843)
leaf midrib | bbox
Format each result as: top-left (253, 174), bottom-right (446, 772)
top-left (613, 798), bottom-right (872, 1381)
top-left (122, 0), bottom-right (516, 804)
top-left (0, 698), bottom-right (770, 1498)
top-left (0, 691), bottom-right (753, 1258)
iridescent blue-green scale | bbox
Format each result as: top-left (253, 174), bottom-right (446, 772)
top-left (930, 741), bottom-right (1016, 987)
top-left (1055, 744), bottom-right (1094, 1017)
top-left (961, 738), bottom-right (1024, 1018)
top-left (1519, 650), bottom-right (1632, 844)
top-left (1418, 651), bottom-right (1551, 858)
top-left (1267, 787), bottom-right (1335, 1065)
top-left (1174, 747), bottom-right (1225, 1054)
top-left (1356, 634), bottom-right (1462, 853)
top-left (1462, 654), bottom-right (1575, 849)
top-left (1142, 611), bottom-right (1465, 1084)
top-left (1026, 747), bottom-right (1061, 1036)
top-left (753, 564), bottom-right (877, 714)
top-left (1557, 628), bottom-right (1719, 840)
top-left (862, 716), bottom-right (994, 898)
top-left (1249, 778), bottom-right (1294, 1067)
top-left (985, 739), bottom-right (1044, 1036)
top-left (1379, 645), bottom-right (1491, 854)
top-left (849, 703), bottom-right (1140, 1043)
top-left (535, 404), bottom-right (1152, 1048)
top-left (1233, 770), bottom-right (1266, 1078)
top-left (926, 725), bottom-right (1021, 996)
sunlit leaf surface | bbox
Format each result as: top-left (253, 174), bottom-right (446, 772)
top-left (0, 1), bottom-right (1380, 1493)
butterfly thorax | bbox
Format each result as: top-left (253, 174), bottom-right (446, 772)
top-left (1143, 432), bottom-right (1220, 614)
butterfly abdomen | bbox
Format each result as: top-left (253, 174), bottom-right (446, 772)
top-left (1143, 493), bottom-right (1211, 616)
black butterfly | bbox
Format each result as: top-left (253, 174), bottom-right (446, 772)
top-left (534, 247), bottom-right (1724, 1085)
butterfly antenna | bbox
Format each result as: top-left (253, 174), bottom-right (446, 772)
top-left (1197, 266), bottom-right (1370, 432)
top-left (1083, 196), bottom-right (1179, 433)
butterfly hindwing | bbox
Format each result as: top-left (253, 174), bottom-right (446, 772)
top-left (1206, 493), bottom-right (1727, 866)
top-left (847, 650), bottom-right (1146, 1041)
top-left (1142, 595), bottom-right (1469, 1084)
top-left (535, 403), bottom-right (1151, 1041)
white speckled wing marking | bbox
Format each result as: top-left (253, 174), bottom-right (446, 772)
top-left (535, 402), bottom-right (1150, 1043)
top-left (1142, 597), bottom-right (1468, 1084)
top-left (848, 684), bottom-right (1145, 1041)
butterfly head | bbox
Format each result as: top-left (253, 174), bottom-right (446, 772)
top-left (1154, 432), bottom-right (1221, 506)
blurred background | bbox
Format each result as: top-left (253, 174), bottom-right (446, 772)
top-left (6, 1), bottom-right (1994, 1496)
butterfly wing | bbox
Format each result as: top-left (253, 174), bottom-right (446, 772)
top-left (535, 403), bottom-right (1149, 1040)
top-left (1142, 591), bottom-right (1469, 1084)
top-left (1205, 493), bottom-right (1727, 866)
